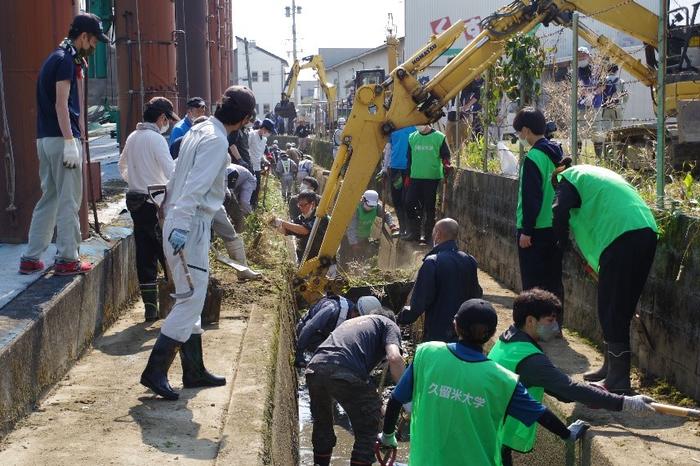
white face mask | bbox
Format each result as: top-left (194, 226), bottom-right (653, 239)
top-left (300, 184), bottom-right (311, 192)
top-left (578, 59), bottom-right (589, 68)
top-left (518, 137), bottom-right (529, 148)
top-left (159, 122), bottom-right (169, 134)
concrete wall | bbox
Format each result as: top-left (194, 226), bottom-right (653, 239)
top-left (0, 225), bottom-right (138, 434)
top-left (443, 169), bottom-right (700, 401)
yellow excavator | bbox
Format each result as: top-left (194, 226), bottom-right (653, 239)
top-left (282, 54), bottom-right (337, 127)
top-left (293, 0), bottom-right (700, 305)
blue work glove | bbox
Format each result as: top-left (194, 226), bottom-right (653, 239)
top-left (566, 419), bottom-right (590, 442)
top-left (168, 228), bottom-right (189, 255)
top-left (379, 431), bottom-right (398, 449)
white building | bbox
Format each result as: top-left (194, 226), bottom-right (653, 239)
top-left (403, 0), bottom-right (659, 121)
top-left (233, 37), bottom-right (289, 117)
top-left (324, 39), bottom-right (406, 104)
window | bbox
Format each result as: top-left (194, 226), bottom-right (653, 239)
top-left (251, 71), bottom-right (259, 82)
top-left (255, 104), bottom-right (260, 115)
top-left (263, 104), bottom-right (270, 114)
top-left (262, 71), bottom-right (270, 82)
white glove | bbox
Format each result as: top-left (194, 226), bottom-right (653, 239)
top-left (567, 419), bottom-right (589, 442)
top-left (63, 138), bottom-right (81, 169)
top-left (622, 395), bottom-right (656, 416)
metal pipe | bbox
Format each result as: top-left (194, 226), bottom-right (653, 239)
top-left (571, 12), bottom-right (579, 164)
top-left (483, 67), bottom-right (490, 172)
top-left (656, 0), bottom-right (666, 208)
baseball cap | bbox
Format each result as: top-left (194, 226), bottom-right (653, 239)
top-left (361, 190), bottom-right (379, 207)
top-left (145, 97), bottom-right (180, 121)
top-left (577, 46), bottom-right (590, 54)
top-left (454, 299), bottom-right (498, 334)
top-left (261, 118), bottom-right (276, 133)
top-left (71, 13), bottom-right (109, 43)
top-left (187, 97), bottom-right (206, 108)
top-left (357, 296), bottom-right (382, 315)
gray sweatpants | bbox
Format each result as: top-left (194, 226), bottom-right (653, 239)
top-left (212, 206), bottom-right (239, 242)
top-left (24, 137), bottom-right (83, 262)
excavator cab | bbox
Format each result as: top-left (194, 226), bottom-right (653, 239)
top-left (354, 69), bottom-right (386, 91)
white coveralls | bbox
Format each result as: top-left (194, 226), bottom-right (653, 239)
top-left (160, 116), bottom-right (230, 343)
top-left (276, 157), bottom-right (297, 200)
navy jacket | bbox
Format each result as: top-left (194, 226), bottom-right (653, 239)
top-left (398, 240), bottom-right (482, 342)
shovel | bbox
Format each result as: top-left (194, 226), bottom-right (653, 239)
top-left (651, 402), bottom-right (700, 419)
top-left (170, 249), bottom-right (195, 299)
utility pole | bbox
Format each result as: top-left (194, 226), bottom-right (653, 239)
top-left (570, 12), bottom-right (579, 164)
top-left (244, 37), bottom-right (253, 90)
top-left (285, 1), bottom-right (302, 104)
top-left (656, 0), bottom-right (667, 208)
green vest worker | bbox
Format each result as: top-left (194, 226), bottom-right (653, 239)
top-left (381, 299), bottom-right (589, 466)
top-left (404, 125), bottom-right (452, 242)
top-left (553, 161), bottom-right (658, 393)
top-left (489, 288), bottom-right (656, 466)
top-left (513, 108), bottom-right (565, 321)
top-left (345, 190), bottom-right (397, 259)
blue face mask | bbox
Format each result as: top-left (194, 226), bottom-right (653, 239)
top-left (536, 321), bottom-right (560, 342)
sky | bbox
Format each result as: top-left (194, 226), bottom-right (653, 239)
top-left (232, 0), bottom-right (405, 79)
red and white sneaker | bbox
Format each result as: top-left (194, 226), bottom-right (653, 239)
top-left (54, 260), bottom-right (93, 276)
top-left (19, 258), bottom-right (45, 275)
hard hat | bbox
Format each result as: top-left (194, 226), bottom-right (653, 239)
top-left (577, 46), bottom-right (590, 54)
top-left (361, 190), bottom-right (379, 207)
top-left (357, 296), bottom-right (382, 315)
top-left (338, 117), bottom-right (346, 125)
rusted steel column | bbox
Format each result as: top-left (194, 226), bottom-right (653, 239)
top-left (175, 0), bottom-right (211, 110)
top-left (220, 0), bottom-right (232, 89)
top-left (115, 0), bottom-right (177, 147)
top-left (208, 0), bottom-right (222, 107)
top-left (0, 1), bottom-right (79, 242)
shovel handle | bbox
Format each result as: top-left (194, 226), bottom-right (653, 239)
top-left (651, 402), bottom-right (700, 418)
top-left (178, 250), bottom-right (195, 292)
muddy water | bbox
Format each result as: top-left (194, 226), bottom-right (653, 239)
top-left (298, 371), bottom-right (410, 465)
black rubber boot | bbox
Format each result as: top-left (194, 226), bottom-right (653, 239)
top-left (583, 342), bottom-right (609, 382)
top-left (180, 333), bottom-right (226, 388)
top-left (140, 334), bottom-right (182, 400)
top-left (140, 283), bottom-right (159, 322)
top-left (598, 342), bottom-right (632, 394)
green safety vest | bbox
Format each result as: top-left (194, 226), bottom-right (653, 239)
top-left (516, 148), bottom-right (557, 230)
top-left (558, 165), bottom-right (658, 272)
top-left (410, 342), bottom-right (519, 466)
top-left (409, 131), bottom-right (446, 180)
top-left (488, 339), bottom-right (544, 453)
top-left (355, 204), bottom-right (377, 239)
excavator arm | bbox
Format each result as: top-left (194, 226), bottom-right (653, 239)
top-left (282, 60), bottom-right (301, 100)
top-left (300, 55), bottom-right (338, 124)
top-left (293, 0), bottom-right (699, 305)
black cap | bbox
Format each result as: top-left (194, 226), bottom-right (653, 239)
top-left (454, 299), bottom-right (498, 333)
top-left (261, 118), bottom-right (276, 134)
top-left (145, 97), bottom-right (180, 121)
top-left (71, 13), bottom-right (109, 43)
top-left (187, 97), bottom-right (207, 109)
